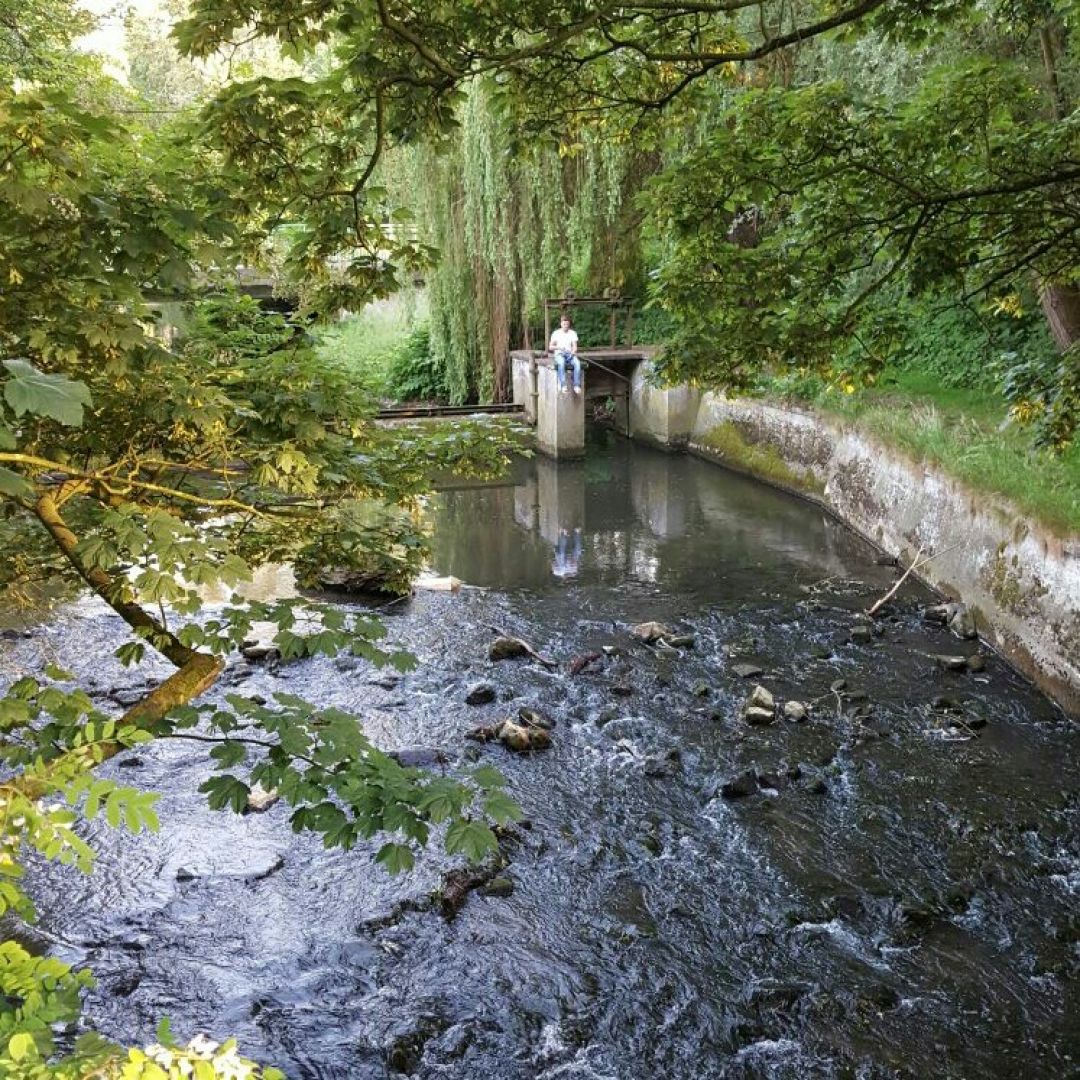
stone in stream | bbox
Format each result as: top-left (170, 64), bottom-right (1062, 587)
top-left (643, 750), bottom-right (682, 778)
top-left (244, 784), bottom-right (280, 814)
top-left (631, 621), bottom-right (675, 643)
top-left (745, 684), bottom-right (775, 712)
top-left (369, 673), bottom-right (400, 689)
top-left (568, 651), bottom-right (602, 676)
top-left (497, 720), bottom-right (552, 754)
top-left (948, 604), bottom-right (978, 640)
top-left (638, 832), bottom-right (663, 856)
top-left (517, 706), bottom-right (554, 730)
top-left (720, 770), bottom-right (759, 799)
top-left (241, 642), bottom-right (281, 663)
top-left (745, 707), bottom-right (775, 726)
top-left (755, 770), bottom-right (785, 791)
top-left (665, 634), bottom-right (696, 649)
top-left (933, 654), bottom-right (969, 672)
top-left (109, 686), bottom-right (149, 708)
top-left (783, 701), bottom-right (808, 722)
top-left (594, 707), bottom-right (619, 728)
top-left (389, 746), bottom-right (449, 768)
top-left (924, 601), bottom-right (978, 640)
top-left (175, 853), bottom-right (285, 883)
top-left (850, 625), bottom-right (873, 646)
top-left (691, 679), bottom-right (711, 698)
top-left (465, 681), bottom-right (497, 706)
top-left (966, 653), bottom-right (987, 672)
top-left (488, 636), bottom-right (530, 661)
top-left (732, 662), bottom-right (765, 679)
top-left (931, 694), bottom-right (964, 713)
top-left (481, 876), bottom-right (515, 898)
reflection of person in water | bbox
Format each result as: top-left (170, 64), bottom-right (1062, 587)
top-left (552, 526), bottom-right (583, 578)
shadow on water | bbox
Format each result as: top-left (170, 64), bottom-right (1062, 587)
top-left (8, 432), bottom-right (1079, 1079)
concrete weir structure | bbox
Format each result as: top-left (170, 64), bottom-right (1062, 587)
top-left (511, 351), bottom-right (1080, 714)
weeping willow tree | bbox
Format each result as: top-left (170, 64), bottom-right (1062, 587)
top-left (409, 78), bottom-right (653, 404)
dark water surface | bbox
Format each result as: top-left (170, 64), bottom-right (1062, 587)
top-left (9, 436), bottom-right (1079, 1079)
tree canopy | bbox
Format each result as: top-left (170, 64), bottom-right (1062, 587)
top-left (2, 0), bottom-right (1080, 1073)
top-left (1, 6), bottom-right (526, 1075)
top-left (164, 0), bottom-right (1080, 435)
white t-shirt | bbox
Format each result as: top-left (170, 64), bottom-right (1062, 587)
top-left (549, 327), bottom-right (578, 354)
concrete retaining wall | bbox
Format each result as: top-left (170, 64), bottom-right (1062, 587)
top-left (512, 352), bottom-right (1078, 711)
top-left (684, 393), bottom-right (1080, 716)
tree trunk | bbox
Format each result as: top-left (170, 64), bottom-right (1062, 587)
top-left (1039, 282), bottom-right (1080, 350)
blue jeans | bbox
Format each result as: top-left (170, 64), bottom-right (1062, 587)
top-left (555, 351), bottom-right (582, 390)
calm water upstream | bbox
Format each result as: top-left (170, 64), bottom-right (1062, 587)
top-left (7, 434), bottom-right (1079, 1079)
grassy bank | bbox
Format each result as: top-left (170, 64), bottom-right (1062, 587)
top-left (769, 369), bottom-right (1080, 536)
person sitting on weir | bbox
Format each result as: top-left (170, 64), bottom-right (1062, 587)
top-left (549, 314), bottom-right (582, 396)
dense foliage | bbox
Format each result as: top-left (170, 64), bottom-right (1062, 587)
top-left (4, 0), bottom-right (1080, 1071)
top-left (168, 0), bottom-right (1080, 435)
top-left (0, 9), bottom-right (525, 1075)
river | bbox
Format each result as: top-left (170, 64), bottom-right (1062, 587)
top-left (9, 435), bottom-right (1079, 1078)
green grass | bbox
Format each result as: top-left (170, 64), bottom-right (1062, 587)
top-left (314, 300), bottom-right (419, 398)
top-left (787, 369), bottom-right (1080, 536)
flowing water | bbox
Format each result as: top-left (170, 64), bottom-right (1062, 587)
top-left (6, 435), bottom-right (1079, 1079)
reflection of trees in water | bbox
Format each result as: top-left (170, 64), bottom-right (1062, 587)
top-left (429, 485), bottom-right (553, 588)
top-left (428, 444), bottom-right (887, 594)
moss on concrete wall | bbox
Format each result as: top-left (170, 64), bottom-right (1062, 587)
top-left (695, 422), bottom-right (826, 497)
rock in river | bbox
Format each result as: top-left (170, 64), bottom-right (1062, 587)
top-left (721, 770), bottom-right (759, 799)
top-left (631, 621), bottom-right (675, 643)
top-left (732, 662), bottom-right (765, 679)
top-left (244, 784), bottom-right (280, 814)
top-left (746, 684), bottom-right (775, 711)
top-left (482, 876), bottom-right (515, 898)
top-left (517, 706), bottom-right (554, 730)
top-left (498, 720), bottom-right (552, 754)
top-left (489, 636), bottom-right (530, 661)
top-left (745, 707), bottom-right (775, 726)
top-left (465, 682), bottom-right (497, 706)
top-left (783, 701), bottom-right (808, 722)
top-left (933, 654), bottom-right (969, 672)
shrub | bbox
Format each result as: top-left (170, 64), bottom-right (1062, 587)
top-left (385, 325), bottom-right (449, 402)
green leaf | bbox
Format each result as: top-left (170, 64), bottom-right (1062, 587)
top-left (199, 775), bottom-right (251, 813)
top-left (471, 765), bottom-right (507, 790)
top-left (483, 790), bottom-right (522, 825)
top-left (0, 466), bottom-right (30, 498)
top-left (2, 358), bottom-right (92, 426)
top-left (445, 819), bottom-right (497, 863)
top-left (375, 841), bottom-right (415, 874)
top-left (115, 641), bottom-right (146, 668)
top-left (44, 662), bottom-right (74, 682)
top-left (210, 740), bottom-right (247, 769)
top-left (7, 1032), bottom-right (37, 1062)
